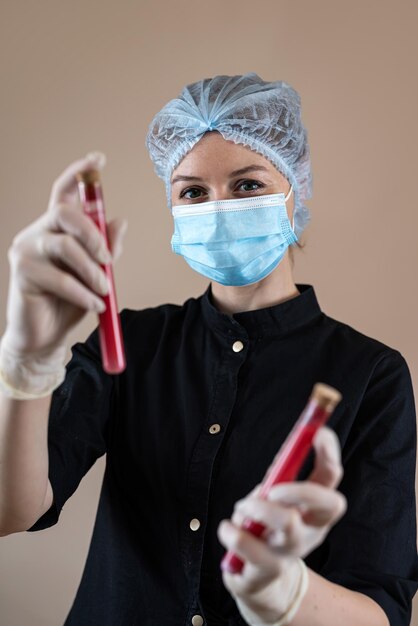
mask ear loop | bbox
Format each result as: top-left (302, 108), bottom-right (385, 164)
top-left (284, 184), bottom-right (295, 231)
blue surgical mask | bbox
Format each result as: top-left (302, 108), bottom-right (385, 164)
top-left (171, 187), bottom-right (297, 286)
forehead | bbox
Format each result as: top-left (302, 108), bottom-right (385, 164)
top-left (171, 131), bottom-right (279, 178)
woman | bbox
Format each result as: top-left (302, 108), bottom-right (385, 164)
top-left (0, 73), bottom-right (416, 626)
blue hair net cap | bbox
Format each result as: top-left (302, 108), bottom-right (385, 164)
top-left (145, 73), bottom-right (312, 237)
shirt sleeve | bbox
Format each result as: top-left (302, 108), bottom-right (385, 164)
top-left (26, 323), bottom-right (116, 532)
top-left (314, 350), bottom-right (418, 625)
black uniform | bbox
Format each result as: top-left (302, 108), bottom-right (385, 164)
top-left (28, 283), bottom-right (418, 625)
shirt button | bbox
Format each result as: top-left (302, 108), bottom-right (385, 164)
top-left (209, 423), bottom-right (221, 434)
top-left (190, 518), bottom-right (201, 531)
top-left (192, 616), bottom-right (204, 626)
top-left (232, 340), bottom-right (244, 352)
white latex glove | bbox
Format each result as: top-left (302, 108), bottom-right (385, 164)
top-left (0, 151), bottom-right (127, 397)
top-left (217, 427), bottom-right (347, 625)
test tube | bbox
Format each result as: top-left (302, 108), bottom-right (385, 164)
top-left (76, 169), bottom-right (126, 374)
top-left (221, 382), bottom-right (342, 575)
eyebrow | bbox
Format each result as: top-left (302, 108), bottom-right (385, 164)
top-left (171, 164), bottom-right (270, 185)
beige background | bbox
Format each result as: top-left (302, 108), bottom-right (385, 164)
top-left (1, 0), bottom-right (417, 624)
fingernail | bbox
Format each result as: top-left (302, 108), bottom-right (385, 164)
top-left (98, 247), bottom-right (112, 265)
top-left (99, 273), bottom-right (109, 295)
top-left (218, 520), bottom-right (232, 537)
top-left (94, 299), bottom-right (106, 313)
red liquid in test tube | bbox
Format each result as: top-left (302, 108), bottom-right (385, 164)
top-left (76, 169), bottom-right (126, 374)
top-left (221, 383), bottom-right (342, 575)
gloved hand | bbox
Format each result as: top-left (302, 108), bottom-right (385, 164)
top-left (0, 151), bottom-right (127, 398)
top-left (217, 427), bottom-right (346, 625)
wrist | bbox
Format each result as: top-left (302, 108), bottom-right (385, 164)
top-left (235, 558), bottom-right (309, 626)
top-left (0, 336), bottom-right (67, 400)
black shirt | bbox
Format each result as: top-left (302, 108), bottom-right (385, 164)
top-left (28, 283), bottom-right (418, 626)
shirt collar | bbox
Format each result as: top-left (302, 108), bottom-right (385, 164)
top-left (200, 283), bottom-right (323, 339)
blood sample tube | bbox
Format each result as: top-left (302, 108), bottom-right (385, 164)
top-left (76, 169), bottom-right (126, 374)
top-left (221, 382), bottom-right (342, 575)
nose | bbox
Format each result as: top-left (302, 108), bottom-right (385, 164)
top-left (202, 183), bottom-right (236, 202)
top-left (211, 192), bottom-right (234, 202)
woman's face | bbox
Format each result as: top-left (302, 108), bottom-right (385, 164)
top-left (170, 131), bottom-right (294, 222)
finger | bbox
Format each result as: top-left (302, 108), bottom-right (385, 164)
top-left (218, 519), bottom-right (281, 578)
top-left (250, 483), bottom-right (263, 496)
top-left (266, 482), bottom-right (347, 527)
top-left (233, 496), bottom-right (295, 529)
top-left (48, 151), bottom-right (106, 207)
top-left (37, 232), bottom-right (109, 297)
top-left (107, 218), bottom-right (128, 262)
top-left (232, 497), bottom-right (307, 551)
top-left (45, 203), bottom-right (112, 265)
top-left (23, 258), bottom-right (106, 312)
top-left (308, 427), bottom-right (344, 489)
top-left (230, 483), bottom-right (263, 526)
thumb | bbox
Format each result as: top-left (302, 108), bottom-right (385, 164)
top-left (308, 427), bottom-right (343, 489)
top-left (107, 218), bottom-right (128, 262)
